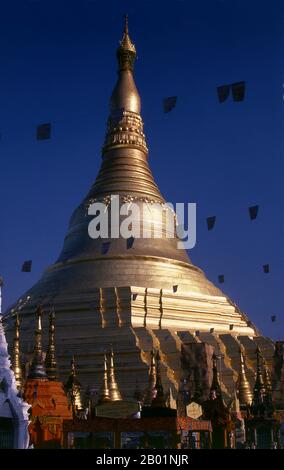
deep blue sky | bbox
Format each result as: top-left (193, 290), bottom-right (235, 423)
top-left (0, 0), bottom-right (283, 339)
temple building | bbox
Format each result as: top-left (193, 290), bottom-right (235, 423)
top-left (22, 306), bottom-right (72, 448)
top-left (3, 18), bottom-right (283, 412)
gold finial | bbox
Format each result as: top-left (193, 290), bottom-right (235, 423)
top-left (237, 348), bottom-right (252, 406)
top-left (28, 305), bottom-right (47, 379)
top-left (103, 14), bottom-right (146, 153)
top-left (45, 308), bottom-right (58, 381)
top-left (12, 314), bottom-right (23, 390)
top-left (124, 14), bottom-right (129, 34)
top-left (15, 313), bottom-right (20, 338)
top-left (117, 14), bottom-right (136, 71)
top-left (98, 353), bottom-right (111, 404)
top-left (108, 346), bottom-right (122, 401)
top-left (64, 356), bottom-right (83, 415)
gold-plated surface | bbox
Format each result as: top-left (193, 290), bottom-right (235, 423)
top-left (12, 314), bottom-right (22, 390)
top-left (64, 356), bottom-right (83, 413)
top-left (97, 353), bottom-right (111, 404)
top-left (111, 14), bottom-right (140, 114)
top-left (108, 347), bottom-right (122, 401)
top-left (237, 348), bottom-right (252, 406)
top-left (4, 18), bottom-right (267, 402)
top-left (119, 15), bottom-right (136, 56)
top-left (45, 309), bottom-right (58, 381)
top-left (4, 18), bottom-right (257, 332)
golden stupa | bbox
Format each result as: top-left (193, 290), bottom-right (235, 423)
top-left (5, 18), bottom-right (274, 401)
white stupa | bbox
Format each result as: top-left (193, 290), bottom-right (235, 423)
top-left (0, 280), bottom-right (30, 449)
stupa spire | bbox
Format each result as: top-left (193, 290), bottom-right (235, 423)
top-left (124, 14), bottom-right (129, 34)
top-left (237, 348), bottom-right (252, 406)
top-left (117, 14), bottom-right (137, 70)
top-left (108, 346), bottom-right (122, 401)
top-left (98, 353), bottom-right (111, 404)
top-left (110, 15), bottom-right (140, 114)
top-left (3, 17), bottom-right (259, 402)
top-left (12, 314), bottom-right (23, 390)
top-left (64, 356), bottom-right (83, 414)
top-left (45, 308), bottom-right (58, 381)
top-left (28, 306), bottom-right (47, 379)
top-left (85, 15), bottom-right (167, 203)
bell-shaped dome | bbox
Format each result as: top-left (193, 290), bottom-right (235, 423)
top-left (4, 18), bottom-right (258, 398)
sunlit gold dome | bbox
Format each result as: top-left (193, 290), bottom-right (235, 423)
top-left (4, 18), bottom-right (264, 400)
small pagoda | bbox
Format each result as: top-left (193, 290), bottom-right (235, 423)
top-left (23, 306), bottom-right (72, 448)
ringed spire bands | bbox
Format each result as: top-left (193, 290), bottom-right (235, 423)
top-left (88, 17), bottom-right (164, 205)
top-left (105, 16), bottom-right (146, 156)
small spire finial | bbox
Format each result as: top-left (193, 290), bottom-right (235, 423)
top-left (237, 347), bottom-right (252, 406)
top-left (117, 14), bottom-right (136, 71)
top-left (12, 313), bottom-right (23, 390)
top-left (28, 305), bottom-right (47, 379)
top-left (45, 307), bottom-right (58, 381)
top-left (15, 314), bottom-right (20, 337)
top-left (64, 356), bottom-right (83, 416)
top-left (108, 346), bottom-right (122, 401)
top-left (98, 353), bottom-right (111, 404)
top-left (251, 348), bottom-right (275, 418)
top-left (124, 14), bottom-right (128, 33)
